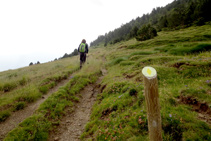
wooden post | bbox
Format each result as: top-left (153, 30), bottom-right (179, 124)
top-left (142, 66), bottom-right (162, 141)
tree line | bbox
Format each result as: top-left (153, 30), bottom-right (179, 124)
top-left (58, 49), bottom-right (78, 60)
top-left (90, 0), bottom-right (211, 47)
top-left (29, 61), bottom-right (40, 66)
top-left (29, 49), bottom-right (78, 66)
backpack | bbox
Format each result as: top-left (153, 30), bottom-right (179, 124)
top-left (79, 43), bottom-right (86, 53)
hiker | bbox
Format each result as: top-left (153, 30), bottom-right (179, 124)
top-left (78, 39), bottom-right (88, 69)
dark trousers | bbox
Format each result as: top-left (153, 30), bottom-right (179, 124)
top-left (80, 53), bottom-right (86, 68)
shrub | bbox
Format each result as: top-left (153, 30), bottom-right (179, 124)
top-left (2, 82), bottom-right (17, 92)
top-left (19, 76), bottom-right (29, 86)
top-left (39, 85), bottom-right (49, 94)
top-left (38, 71), bottom-right (70, 94)
top-left (0, 111), bottom-right (11, 122)
top-left (129, 88), bottom-right (138, 96)
top-left (13, 102), bottom-right (26, 111)
top-left (162, 114), bottom-right (183, 141)
top-left (16, 88), bottom-right (42, 103)
top-left (136, 24), bottom-right (157, 41)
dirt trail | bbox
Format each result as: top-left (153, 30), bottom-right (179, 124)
top-left (48, 69), bottom-right (106, 141)
top-left (0, 75), bottom-right (76, 141)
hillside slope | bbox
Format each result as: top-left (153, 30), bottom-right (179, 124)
top-left (1, 24), bottom-right (211, 141)
top-left (82, 24), bottom-right (211, 140)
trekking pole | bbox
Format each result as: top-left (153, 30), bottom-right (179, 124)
top-left (78, 52), bottom-right (82, 69)
top-left (86, 54), bottom-right (89, 64)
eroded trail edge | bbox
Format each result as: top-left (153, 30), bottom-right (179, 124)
top-left (0, 75), bottom-right (75, 141)
top-left (48, 69), bottom-right (106, 141)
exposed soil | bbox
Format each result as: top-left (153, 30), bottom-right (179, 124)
top-left (0, 75), bottom-right (76, 141)
top-left (101, 108), bottom-right (115, 118)
top-left (118, 45), bottom-right (127, 49)
top-left (172, 62), bottom-right (187, 68)
top-left (123, 73), bottom-right (137, 79)
top-left (179, 95), bottom-right (211, 125)
top-left (48, 69), bottom-right (106, 141)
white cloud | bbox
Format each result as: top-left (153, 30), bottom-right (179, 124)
top-left (0, 0), bottom-right (174, 72)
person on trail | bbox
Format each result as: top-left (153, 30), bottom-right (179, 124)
top-left (78, 39), bottom-right (88, 69)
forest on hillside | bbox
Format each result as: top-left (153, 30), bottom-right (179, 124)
top-left (90, 0), bottom-right (211, 47)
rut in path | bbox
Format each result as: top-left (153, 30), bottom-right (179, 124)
top-left (48, 69), bottom-right (106, 141)
top-left (0, 75), bottom-right (76, 141)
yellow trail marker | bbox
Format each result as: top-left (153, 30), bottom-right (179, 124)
top-left (142, 66), bottom-right (157, 79)
top-left (147, 68), bottom-right (152, 75)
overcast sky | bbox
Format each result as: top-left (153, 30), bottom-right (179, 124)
top-left (0, 0), bottom-right (174, 72)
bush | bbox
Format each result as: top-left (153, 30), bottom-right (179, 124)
top-left (39, 82), bottom-right (56, 94)
top-left (0, 111), bottom-right (11, 122)
top-left (2, 82), bottom-right (17, 92)
top-left (162, 114), bottom-right (183, 141)
top-left (19, 77), bottom-right (29, 86)
top-left (136, 24), bottom-right (157, 41)
top-left (129, 88), bottom-right (137, 96)
top-left (39, 85), bottom-right (49, 94)
top-left (13, 102), bottom-right (26, 111)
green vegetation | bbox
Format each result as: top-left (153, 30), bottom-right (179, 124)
top-left (4, 74), bottom-right (99, 140)
top-left (90, 0), bottom-right (211, 46)
top-left (82, 24), bottom-right (211, 140)
top-left (136, 24), bottom-right (157, 41)
top-left (1, 24), bottom-right (211, 140)
top-left (0, 110), bottom-right (10, 122)
top-left (0, 57), bottom-right (79, 122)
top-left (4, 55), bottom-right (102, 140)
top-left (168, 44), bottom-right (211, 55)
top-left (38, 71), bottom-right (70, 94)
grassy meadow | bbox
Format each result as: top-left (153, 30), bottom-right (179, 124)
top-left (3, 51), bottom-right (103, 140)
top-left (0, 57), bottom-right (79, 122)
top-left (81, 24), bottom-right (211, 141)
top-left (1, 24), bottom-right (211, 140)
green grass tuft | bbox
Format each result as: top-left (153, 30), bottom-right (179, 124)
top-left (108, 57), bottom-right (128, 66)
top-left (120, 61), bottom-right (135, 66)
top-left (2, 82), bottom-right (17, 92)
top-left (0, 110), bottom-right (10, 122)
top-left (169, 43), bottom-right (211, 55)
top-left (13, 102), bottom-right (26, 111)
top-left (130, 51), bottom-right (154, 56)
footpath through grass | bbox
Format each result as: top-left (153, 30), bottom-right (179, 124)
top-left (0, 57), bottom-right (79, 122)
top-left (2, 24), bottom-right (211, 141)
top-left (4, 54), bottom-right (102, 140)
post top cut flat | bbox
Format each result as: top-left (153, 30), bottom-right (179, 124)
top-left (142, 66), bottom-right (157, 79)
